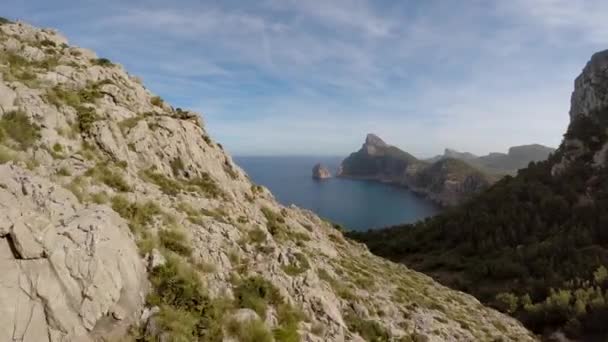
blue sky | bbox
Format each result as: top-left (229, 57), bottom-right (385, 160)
top-left (4, 1), bottom-right (608, 157)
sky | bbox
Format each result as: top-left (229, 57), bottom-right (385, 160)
top-left (4, 1), bottom-right (608, 157)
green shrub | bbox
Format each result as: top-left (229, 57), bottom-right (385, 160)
top-left (0, 17), bottom-right (13, 25)
top-left (52, 143), bottom-right (63, 153)
top-left (39, 39), bottom-right (56, 47)
top-left (91, 58), bottom-right (114, 67)
top-left (273, 303), bottom-right (305, 342)
top-left (495, 292), bottom-right (519, 314)
top-left (282, 252), bottom-right (310, 276)
top-left (0, 146), bottom-right (17, 164)
top-left (155, 305), bottom-right (198, 342)
top-left (90, 191), bottom-right (109, 204)
top-left (111, 196), bottom-right (162, 233)
top-left (56, 166), bottom-right (71, 176)
top-left (159, 228), bottom-right (192, 256)
top-left (226, 317), bottom-right (272, 342)
top-left (0, 110), bottom-right (40, 150)
top-left (248, 227), bottom-right (267, 244)
top-left (184, 173), bottom-right (223, 198)
top-left (148, 256), bottom-right (209, 312)
top-left (344, 311), bottom-right (390, 342)
top-left (234, 276), bottom-right (282, 318)
top-left (141, 168), bottom-right (182, 195)
top-left (150, 96), bottom-right (164, 107)
top-left (86, 164), bottom-right (131, 192)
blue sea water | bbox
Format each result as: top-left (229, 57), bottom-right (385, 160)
top-left (235, 156), bottom-right (440, 231)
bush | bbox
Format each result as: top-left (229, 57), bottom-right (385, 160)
top-left (225, 317), bottom-right (272, 342)
top-left (86, 164), bottom-right (131, 192)
top-left (344, 311), bottom-right (390, 342)
top-left (234, 276), bottom-right (282, 318)
top-left (282, 252), bottom-right (310, 276)
top-left (141, 169), bottom-right (182, 195)
top-left (159, 228), bottom-right (192, 256)
top-left (0, 17), bottom-right (13, 25)
top-left (495, 292), bottom-right (519, 314)
top-left (273, 303), bottom-right (305, 342)
top-left (150, 96), bottom-right (164, 107)
top-left (148, 256), bottom-right (207, 312)
top-left (111, 196), bottom-right (162, 233)
top-left (155, 305), bottom-right (198, 342)
top-left (91, 58), bottom-right (114, 67)
top-left (0, 110), bottom-right (40, 150)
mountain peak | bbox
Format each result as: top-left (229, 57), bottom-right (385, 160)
top-left (365, 133), bottom-right (387, 147)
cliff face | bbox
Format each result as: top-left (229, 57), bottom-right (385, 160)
top-left (0, 20), bottom-right (535, 342)
top-left (338, 134), bottom-right (494, 206)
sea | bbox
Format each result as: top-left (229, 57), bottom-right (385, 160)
top-left (235, 156), bottom-right (440, 231)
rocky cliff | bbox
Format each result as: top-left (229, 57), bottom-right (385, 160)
top-left (338, 134), bottom-right (494, 206)
top-left (0, 19), bottom-right (535, 341)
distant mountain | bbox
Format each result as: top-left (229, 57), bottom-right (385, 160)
top-left (427, 144), bottom-right (555, 175)
top-left (338, 134), bottom-right (495, 206)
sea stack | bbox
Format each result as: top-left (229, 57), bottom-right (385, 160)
top-left (312, 163), bottom-right (332, 179)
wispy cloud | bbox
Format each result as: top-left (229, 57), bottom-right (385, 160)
top-left (3, 0), bottom-right (606, 156)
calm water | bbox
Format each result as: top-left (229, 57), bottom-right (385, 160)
top-left (235, 156), bottom-right (440, 231)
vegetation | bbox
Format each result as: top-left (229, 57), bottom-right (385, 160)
top-left (111, 196), bottom-right (162, 233)
top-left (233, 276), bottom-right (282, 318)
top-left (344, 311), bottom-right (390, 342)
top-left (0, 17), bottom-right (13, 25)
top-left (91, 58), bottom-right (114, 67)
top-left (226, 316), bottom-right (272, 342)
top-left (85, 163), bottom-right (131, 192)
top-left (150, 96), bottom-right (164, 107)
top-left (273, 303), bottom-right (306, 342)
top-left (349, 111), bottom-right (608, 339)
top-left (45, 83), bottom-right (107, 135)
top-left (0, 110), bottom-right (40, 150)
top-left (282, 252), bottom-right (310, 276)
top-left (140, 168), bottom-right (223, 198)
top-left (159, 228), bottom-right (192, 256)
top-left (146, 256), bottom-right (231, 341)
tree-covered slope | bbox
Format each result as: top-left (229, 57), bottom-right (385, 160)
top-left (349, 50), bottom-right (608, 340)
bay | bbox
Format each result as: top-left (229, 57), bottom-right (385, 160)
top-left (235, 156), bottom-right (440, 231)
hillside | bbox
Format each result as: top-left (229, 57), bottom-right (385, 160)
top-left (338, 134), bottom-right (495, 206)
top-left (0, 19), bottom-right (535, 342)
top-left (350, 49), bottom-right (608, 340)
top-left (427, 144), bottom-right (555, 175)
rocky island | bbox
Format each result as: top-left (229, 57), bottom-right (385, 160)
top-left (0, 19), bottom-right (534, 342)
top-left (312, 163), bottom-right (331, 179)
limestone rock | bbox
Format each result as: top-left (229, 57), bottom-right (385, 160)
top-left (0, 164), bottom-right (146, 342)
top-left (312, 163), bottom-right (332, 179)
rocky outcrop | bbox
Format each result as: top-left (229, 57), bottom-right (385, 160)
top-left (0, 20), bottom-right (536, 341)
top-left (0, 164), bottom-right (146, 342)
top-left (339, 134), bottom-right (493, 206)
top-left (553, 48), bottom-right (608, 174)
top-left (312, 163), bottom-right (331, 179)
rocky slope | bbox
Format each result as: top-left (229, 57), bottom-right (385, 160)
top-left (0, 19), bottom-right (535, 341)
top-left (338, 134), bottom-right (494, 206)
